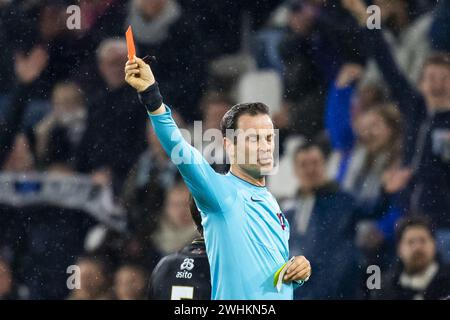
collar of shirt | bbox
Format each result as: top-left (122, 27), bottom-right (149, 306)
top-left (399, 262), bottom-right (439, 291)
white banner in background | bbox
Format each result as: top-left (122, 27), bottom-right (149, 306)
top-left (0, 172), bottom-right (127, 232)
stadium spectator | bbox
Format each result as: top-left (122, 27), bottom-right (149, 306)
top-left (344, 0), bottom-right (450, 261)
top-left (67, 256), bottom-right (111, 300)
top-left (326, 62), bottom-right (408, 269)
top-left (199, 92), bottom-right (233, 132)
top-left (0, 0), bottom-right (14, 96)
top-left (429, 0), bottom-right (450, 52)
top-left (0, 45), bottom-right (48, 168)
top-left (284, 142), bottom-right (358, 299)
top-left (373, 216), bottom-right (450, 300)
top-left (121, 118), bottom-right (185, 231)
top-left (25, 1), bottom-right (93, 100)
top-left (150, 182), bottom-right (197, 256)
top-left (149, 197), bottom-right (211, 300)
top-left (30, 81), bottom-right (86, 174)
top-left (77, 0), bottom-right (124, 34)
top-left (82, 225), bottom-right (161, 277)
top-left (276, 0), bottom-right (367, 140)
top-left (19, 206), bottom-right (95, 299)
top-left (76, 39), bottom-right (147, 194)
top-left (126, 0), bottom-right (205, 121)
top-left (2, 134), bottom-right (35, 173)
top-left (1, 0), bottom-right (51, 91)
top-left (360, 0), bottom-right (433, 85)
top-left (0, 258), bottom-right (18, 300)
top-left (278, 0), bottom-right (328, 139)
top-left (327, 90), bottom-right (403, 215)
top-left (113, 264), bottom-right (148, 300)
top-left (198, 91), bottom-right (232, 173)
top-left (78, 0), bottom-right (129, 38)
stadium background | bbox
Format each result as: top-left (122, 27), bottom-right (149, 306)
top-left (0, 0), bottom-right (449, 300)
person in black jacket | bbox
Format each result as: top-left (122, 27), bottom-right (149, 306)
top-left (372, 215), bottom-right (450, 300)
top-left (148, 197), bottom-right (211, 300)
top-left (278, 0), bottom-right (366, 140)
top-left (0, 45), bottom-right (48, 169)
top-left (76, 39), bottom-right (147, 194)
top-left (343, 0), bottom-right (450, 261)
top-left (284, 142), bottom-right (359, 299)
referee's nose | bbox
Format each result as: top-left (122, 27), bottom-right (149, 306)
top-left (258, 135), bottom-right (272, 154)
top-left (257, 141), bottom-right (273, 168)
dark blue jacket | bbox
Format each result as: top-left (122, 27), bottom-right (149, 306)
top-left (285, 183), bottom-right (359, 299)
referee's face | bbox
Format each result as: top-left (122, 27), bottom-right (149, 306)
top-left (229, 113), bottom-right (275, 177)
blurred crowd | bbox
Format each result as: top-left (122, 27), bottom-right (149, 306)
top-left (0, 0), bottom-right (449, 300)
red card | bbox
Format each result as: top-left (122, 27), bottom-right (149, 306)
top-left (125, 25), bottom-right (136, 61)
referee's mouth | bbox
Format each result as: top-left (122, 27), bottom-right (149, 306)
top-left (257, 155), bottom-right (273, 166)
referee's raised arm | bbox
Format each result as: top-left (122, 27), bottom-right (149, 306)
top-left (124, 56), bottom-right (235, 214)
top-left (124, 56), bottom-right (165, 114)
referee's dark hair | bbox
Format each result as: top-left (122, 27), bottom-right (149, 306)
top-left (189, 195), bottom-right (203, 236)
top-left (220, 102), bottom-right (270, 140)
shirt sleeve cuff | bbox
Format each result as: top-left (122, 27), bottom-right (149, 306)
top-left (147, 104), bottom-right (171, 118)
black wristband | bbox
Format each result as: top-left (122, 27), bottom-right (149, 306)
top-left (138, 82), bottom-right (163, 113)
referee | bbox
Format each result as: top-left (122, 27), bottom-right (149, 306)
top-left (125, 56), bottom-right (311, 300)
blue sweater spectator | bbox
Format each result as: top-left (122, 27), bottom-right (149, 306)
top-left (324, 63), bottom-right (407, 270)
top-left (325, 64), bottom-right (404, 228)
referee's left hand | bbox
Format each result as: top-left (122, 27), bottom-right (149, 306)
top-left (284, 256), bottom-right (311, 283)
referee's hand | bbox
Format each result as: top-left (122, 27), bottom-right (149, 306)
top-left (284, 256), bottom-right (311, 283)
top-left (125, 56), bottom-right (155, 92)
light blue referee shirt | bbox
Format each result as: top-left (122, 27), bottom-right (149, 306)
top-left (149, 106), bottom-right (299, 300)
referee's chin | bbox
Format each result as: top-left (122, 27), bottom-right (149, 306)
top-left (239, 163), bottom-right (273, 179)
top-left (254, 162), bottom-right (274, 178)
